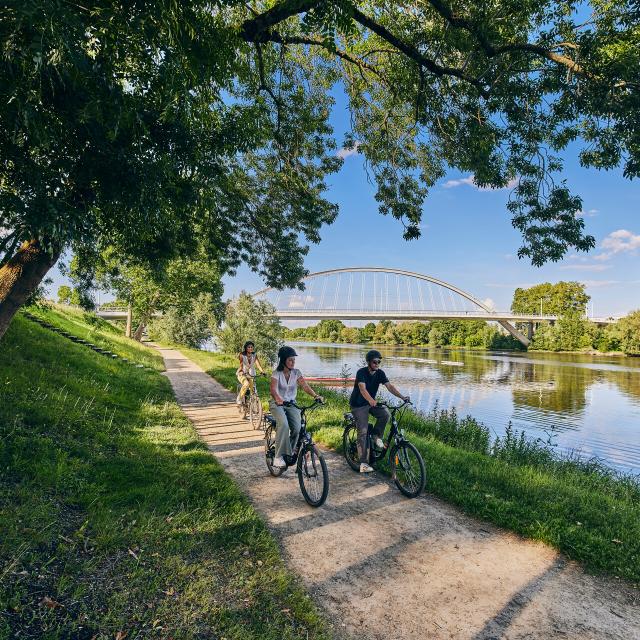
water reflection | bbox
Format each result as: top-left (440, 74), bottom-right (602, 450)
top-left (289, 342), bottom-right (640, 473)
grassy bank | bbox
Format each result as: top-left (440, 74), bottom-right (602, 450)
top-left (0, 312), bottom-right (332, 639)
top-left (184, 348), bottom-right (640, 586)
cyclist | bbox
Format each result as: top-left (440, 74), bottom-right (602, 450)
top-left (236, 341), bottom-right (265, 407)
top-left (270, 345), bottom-right (323, 469)
top-left (349, 349), bottom-right (410, 473)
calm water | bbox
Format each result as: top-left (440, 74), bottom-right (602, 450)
top-left (289, 342), bottom-right (640, 474)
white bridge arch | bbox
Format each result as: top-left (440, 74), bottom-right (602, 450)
top-left (253, 267), bottom-right (552, 346)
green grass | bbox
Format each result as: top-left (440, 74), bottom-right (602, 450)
top-left (27, 304), bottom-right (164, 370)
top-left (0, 316), bottom-right (333, 639)
top-left (184, 348), bottom-right (640, 586)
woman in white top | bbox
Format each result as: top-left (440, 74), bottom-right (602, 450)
top-left (236, 341), bottom-right (265, 406)
top-left (269, 345), bottom-right (322, 469)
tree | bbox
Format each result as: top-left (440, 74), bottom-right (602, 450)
top-left (512, 282), bottom-right (590, 315)
top-left (215, 293), bottom-right (284, 363)
top-left (150, 293), bottom-right (217, 349)
top-left (615, 310), bottom-right (640, 355)
top-left (71, 247), bottom-right (224, 340)
top-left (3, 1), bottom-right (639, 339)
top-left (0, 2), bottom-right (340, 338)
top-left (57, 286), bottom-right (72, 305)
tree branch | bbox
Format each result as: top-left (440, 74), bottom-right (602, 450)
top-left (425, 0), bottom-right (585, 74)
top-left (240, 0), bottom-right (320, 41)
top-left (349, 7), bottom-right (489, 97)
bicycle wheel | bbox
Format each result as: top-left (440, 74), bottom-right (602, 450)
top-left (342, 423), bottom-right (360, 472)
top-left (264, 425), bottom-right (285, 477)
top-left (249, 393), bottom-right (263, 430)
top-left (298, 444), bottom-right (329, 507)
top-left (389, 441), bottom-right (426, 498)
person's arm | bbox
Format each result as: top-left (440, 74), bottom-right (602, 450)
top-left (237, 354), bottom-right (243, 371)
top-left (358, 382), bottom-right (377, 407)
top-left (255, 355), bottom-right (265, 374)
top-left (384, 382), bottom-right (409, 402)
top-left (298, 375), bottom-right (323, 402)
top-left (270, 376), bottom-right (284, 405)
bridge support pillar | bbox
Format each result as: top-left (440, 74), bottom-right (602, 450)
top-left (527, 322), bottom-right (533, 341)
top-left (125, 304), bottom-right (133, 338)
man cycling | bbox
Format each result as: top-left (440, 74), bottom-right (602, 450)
top-left (349, 349), bottom-right (410, 473)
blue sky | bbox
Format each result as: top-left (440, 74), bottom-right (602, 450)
top-left (49, 89), bottom-right (640, 317)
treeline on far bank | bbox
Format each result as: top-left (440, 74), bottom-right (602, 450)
top-left (283, 311), bottom-right (640, 355)
top-left (283, 319), bottom-right (525, 350)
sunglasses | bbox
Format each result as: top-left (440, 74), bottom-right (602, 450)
top-left (371, 359), bottom-right (382, 365)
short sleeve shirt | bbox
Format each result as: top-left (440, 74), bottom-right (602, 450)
top-left (349, 367), bottom-right (389, 408)
top-left (271, 368), bottom-right (302, 402)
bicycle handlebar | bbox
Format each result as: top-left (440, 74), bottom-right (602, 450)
top-left (282, 397), bottom-right (325, 411)
top-left (377, 399), bottom-right (412, 411)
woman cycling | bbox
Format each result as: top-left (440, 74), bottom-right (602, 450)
top-left (270, 345), bottom-right (323, 469)
top-left (236, 341), bottom-right (265, 406)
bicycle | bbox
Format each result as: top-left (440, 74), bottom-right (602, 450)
top-left (342, 400), bottom-right (426, 498)
top-left (263, 398), bottom-right (329, 507)
top-left (237, 374), bottom-right (264, 430)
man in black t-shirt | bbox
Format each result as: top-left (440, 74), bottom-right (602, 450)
top-left (349, 349), bottom-right (410, 473)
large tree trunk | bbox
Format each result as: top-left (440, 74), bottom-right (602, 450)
top-left (133, 315), bottom-right (150, 342)
top-left (0, 238), bottom-right (61, 340)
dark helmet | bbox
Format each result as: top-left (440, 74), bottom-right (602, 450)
top-left (276, 345), bottom-right (298, 370)
top-left (366, 349), bottom-right (382, 363)
top-left (278, 345), bottom-right (298, 360)
top-left (242, 341), bottom-right (255, 353)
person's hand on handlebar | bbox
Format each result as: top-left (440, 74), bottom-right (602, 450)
top-left (403, 396), bottom-right (411, 404)
top-left (314, 395), bottom-right (325, 404)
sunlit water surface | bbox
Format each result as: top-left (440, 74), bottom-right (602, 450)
top-left (285, 342), bottom-right (640, 474)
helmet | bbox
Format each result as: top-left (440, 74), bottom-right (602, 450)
top-left (243, 341), bottom-right (255, 353)
top-left (366, 349), bottom-right (382, 363)
top-left (278, 345), bottom-right (298, 360)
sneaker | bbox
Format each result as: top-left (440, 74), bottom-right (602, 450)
top-left (272, 456), bottom-right (287, 469)
top-left (360, 463), bottom-right (374, 473)
top-left (236, 396), bottom-right (242, 405)
top-left (373, 437), bottom-right (385, 449)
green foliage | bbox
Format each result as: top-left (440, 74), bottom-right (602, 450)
top-left (57, 285), bottom-right (72, 305)
top-left (512, 282), bottom-right (590, 315)
top-left (215, 293), bottom-right (284, 363)
top-left (0, 315), bottom-right (331, 638)
top-left (606, 310), bottom-right (640, 355)
top-left (284, 319), bottom-right (524, 350)
top-left (149, 293), bottom-right (217, 349)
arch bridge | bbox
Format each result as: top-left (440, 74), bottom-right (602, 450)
top-left (253, 267), bottom-right (559, 347)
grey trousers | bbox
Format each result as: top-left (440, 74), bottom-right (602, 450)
top-left (350, 404), bottom-right (390, 463)
top-left (270, 402), bottom-right (302, 458)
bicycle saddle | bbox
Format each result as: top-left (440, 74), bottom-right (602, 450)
top-left (264, 415), bottom-right (276, 426)
top-left (343, 412), bottom-right (353, 420)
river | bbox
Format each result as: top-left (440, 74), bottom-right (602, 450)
top-left (288, 342), bottom-right (640, 474)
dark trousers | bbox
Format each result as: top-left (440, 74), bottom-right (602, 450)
top-left (350, 404), bottom-right (390, 463)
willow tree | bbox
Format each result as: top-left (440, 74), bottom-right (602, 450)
top-left (1, 1), bottom-right (639, 339)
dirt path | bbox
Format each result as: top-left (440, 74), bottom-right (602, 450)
top-left (156, 346), bottom-right (639, 640)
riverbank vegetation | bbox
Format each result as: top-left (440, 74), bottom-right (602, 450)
top-left (284, 318), bottom-right (524, 350)
top-left (0, 309), bottom-right (332, 638)
top-left (187, 348), bottom-right (640, 585)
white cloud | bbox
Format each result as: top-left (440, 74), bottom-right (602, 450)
top-left (575, 208), bottom-right (599, 218)
top-left (336, 142), bottom-right (360, 159)
top-left (593, 229), bottom-right (640, 262)
top-left (601, 229), bottom-right (640, 254)
top-left (482, 297), bottom-right (496, 310)
top-left (559, 264), bottom-right (611, 272)
top-left (288, 295), bottom-right (315, 309)
top-left (581, 280), bottom-right (620, 288)
top-left (442, 174), bottom-right (518, 191)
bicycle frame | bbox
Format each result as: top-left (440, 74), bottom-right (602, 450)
top-left (279, 399), bottom-right (323, 465)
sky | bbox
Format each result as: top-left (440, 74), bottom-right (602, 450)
top-left (49, 89), bottom-right (640, 318)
